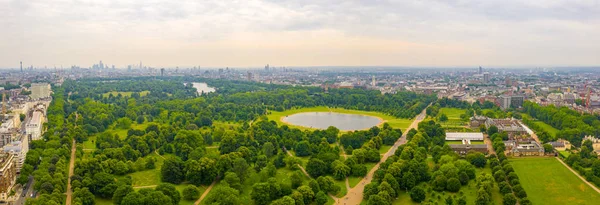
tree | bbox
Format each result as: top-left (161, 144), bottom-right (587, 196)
top-left (410, 186), bottom-right (426, 203)
top-left (291, 171), bottom-right (304, 189)
top-left (155, 183), bottom-right (181, 205)
top-left (295, 141), bottom-right (311, 157)
top-left (502, 194), bottom-right (517, 205)
top-left (487, 125), bottom-right (498, 136)
top-left (315, 191), bottom-right (328, 205)
top-left (263, 142), bottom-right (276, 158)
top-left (182, 185), bottom-right (200, 200)
top-left (121, 192), bottom-right (144, 205)
top-left (204, 186), bottom-right (240, 205)
top-left (144, 191), bottom-right (173, 205)
top-left (251, 183), bottom-right (272, 205)
top-left (475, 187), bottom-right (490, 205)
top-left (439, 114), bottom-right (449, 122)
top-left (73, 187), bottom-right (95, 205)
top-left (467, 151), bottom-right (487, 168)
top-left (543, 144), bottom-right (553, 153)
top-left (161, 157), bottom-right (185, 184)
top-left (113, 185), bottom-right (134, 205)
top-left (306, 158), bottom-right (327, 178)
top-left (296, 185), bottom-right (314, 204)
top-left (446, 178), bottom-right (461, 192)
top-left (224, 172), bottom-right (242, 192)
top-left (233, 158), bottom-right (250, 182)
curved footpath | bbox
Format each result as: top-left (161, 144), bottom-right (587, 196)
top-left (339, 108), bottom-right (427, 205)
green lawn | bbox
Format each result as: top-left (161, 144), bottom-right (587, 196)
top-left (559, 150), bottom-right (571, 158)
top-left (438, 108), bottom-right (466, 120)
top-left (446, 140), bottom-right (464, 145)
top-left (532, 121), bottom-right (559, 137)
top-left (348, 177), bottom-right (363, 188)
top-left (107, 122), bottom-right (154, 139)
top-left (379, 145), bottom-right (393, 154)
top-left (267, 106), bottom-right (412, 132)
top-left (102, 90), bottom-right (150, 98)
top-left (510, 157), bottom-right (600, 205)
top-left (128, 153), bottom-right (165, 187)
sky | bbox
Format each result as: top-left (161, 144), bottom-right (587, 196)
top-left (1, 0), bottom-right (599, 68)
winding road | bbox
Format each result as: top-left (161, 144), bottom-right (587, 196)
top-left (339, 108), bottom-right (427, 205)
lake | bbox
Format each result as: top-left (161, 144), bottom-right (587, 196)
top-left (282, 112), bottom-right (382, 130)
top-left (191, 82), bottom-right (215, 94)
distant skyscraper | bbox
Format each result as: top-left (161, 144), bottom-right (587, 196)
top-left (161, 68), bottom-right (165, 76)
top-left (483, 73), bottom-right (490, 83)
top-left (265, 64), bottom-right (270, 71)
top-left (478, 66), bottom-right (482, 74)
top-left (20, 61), bottom-right (22, 72)
top-left (99, 61), bottom-right (103, 69)
top-left (139, 61), bottom-right (142, 69)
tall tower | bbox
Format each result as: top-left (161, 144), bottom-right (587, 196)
top-left (478, 66), bottom-right (482, 74)
top-left (161, 68), bottom-right (165, 76)
top-left (139, 61), bottom-right (143, 69)
top-left (20, 61), bottom-right (23, 72)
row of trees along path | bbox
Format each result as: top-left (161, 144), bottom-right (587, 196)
top-left (340, 108), bottom-right (427, 205)
top-left (66, 113), bottom-right (79, 205)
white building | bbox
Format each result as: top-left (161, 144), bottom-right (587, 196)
top-left (446, 132), bottom-right (484, 144)
top-left (3, 140), bottom-right (27, 173)
top-left (26, 111), bottom-right (43, 140)
top-left (0, 120), bottom-right (15, 148)
top-left (30, 83), bottom-right (51, 100)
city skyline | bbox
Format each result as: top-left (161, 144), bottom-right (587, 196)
top-left (1, 0), bottom-right (599, 68)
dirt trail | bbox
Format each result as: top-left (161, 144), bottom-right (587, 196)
top-left (340, 108), bottom-right (427, 205)
top-left (195, 178), bottom-right (219, 205)
top-left (65, 139), bottom-right (76, 205)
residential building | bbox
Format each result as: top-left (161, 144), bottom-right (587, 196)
top-left (30, 83), bottom-right (51, 100)
top-left (509, 141), bottom-right (545, 157)
top-left (497, 95), bottom-right (512, 109)
top-left (0, 152), bottom-right (16, 202)
top-left (26, 111), bottom-right (43, 140)
top-left (3, 141), bottom-right (26, 173)
top-left (510, 95), bottom-right (524, 108)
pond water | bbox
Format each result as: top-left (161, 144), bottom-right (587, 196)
top-left (282, 112), bottom-right (382, 130)
top-left (191, 82), bottom-right (215, 94)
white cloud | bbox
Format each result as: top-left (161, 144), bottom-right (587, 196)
top-left (0, 0), bottom-right (599, 67)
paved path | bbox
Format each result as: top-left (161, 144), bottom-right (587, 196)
top-left (195, 178), bottom-right (218, 205)
top-left (519, 122), bottom-right (541, 143)
top-left (65, 138), bottom-right (76, 205)
top-left (555, 157), bottom-right (600, 194)
top-left (340, 108), bottom-right (427, 205)
top-left (133, 185), bottom-right (158, 189)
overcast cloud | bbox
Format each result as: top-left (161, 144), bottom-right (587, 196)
top-left (1, 0), bottom-right (599, 68)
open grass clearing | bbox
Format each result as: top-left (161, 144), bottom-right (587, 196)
top-left (510, 157), bottom-right (600, 205)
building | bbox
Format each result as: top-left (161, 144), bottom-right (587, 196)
top-left (445, 132), bottom-right (484, 143)
top-left (483, 73), bottom-right (490, 83)
top-left (3, 141), bottom-right (26, 173)
top-left (510, 95), bottom-right (524, 108)
top-left (497, 95), bottom-right (512, 109)
top-left (30, 83), bottom-right (51, 100)
top-left (485, 118), bottom-right (527, 136)
top-left (509, 141), bottom-right (545, 156)
top-left (0, 119), bottom-right (16, 148)
top-left (449, 144), bottom-right (489, 156)
top-left (0, 152), bottom-right (16, 202)
top-left (470, 115), bottom-right (488, 128)
top-left (26, 111), bottom-right (43, 140)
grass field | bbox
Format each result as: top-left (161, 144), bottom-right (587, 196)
top-left (510, 157), bottom-right (600, 205)
top-left (267, 106), bottom-right (413, 131)
top-left (531, 121), bottom-right (559, 137)
top-left (438, 108), bottom-right (466, 120)
top-left (559, 150), bottom-right (571, 158)
top-left (348, 177), bottom-right (363, 188)
top-left (102, 90), bottom-right (150, 98)
top-left (128, 152), bottom-right (165, 187)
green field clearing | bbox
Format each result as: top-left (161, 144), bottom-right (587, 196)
top-left (379, 145), bottom-right (393, 154)
top-left (559, 150), bottom-right (571, 158)
top-left (446, 140), bottom-right (464, 144)
top-left (267, 106), bottom-right (413, 131)
top-left (128, 153), bottom-right (165, 187)
top-left (348, 177), bottom-right (363, 188)
top-left (511, 157), bottom-right (600, 205)
top-left (438, 108), bottom-right (466, 120)
top-left (532, 121), bottom-right (559, 137)
top-left (102, 90), bottom-right (150, 98)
